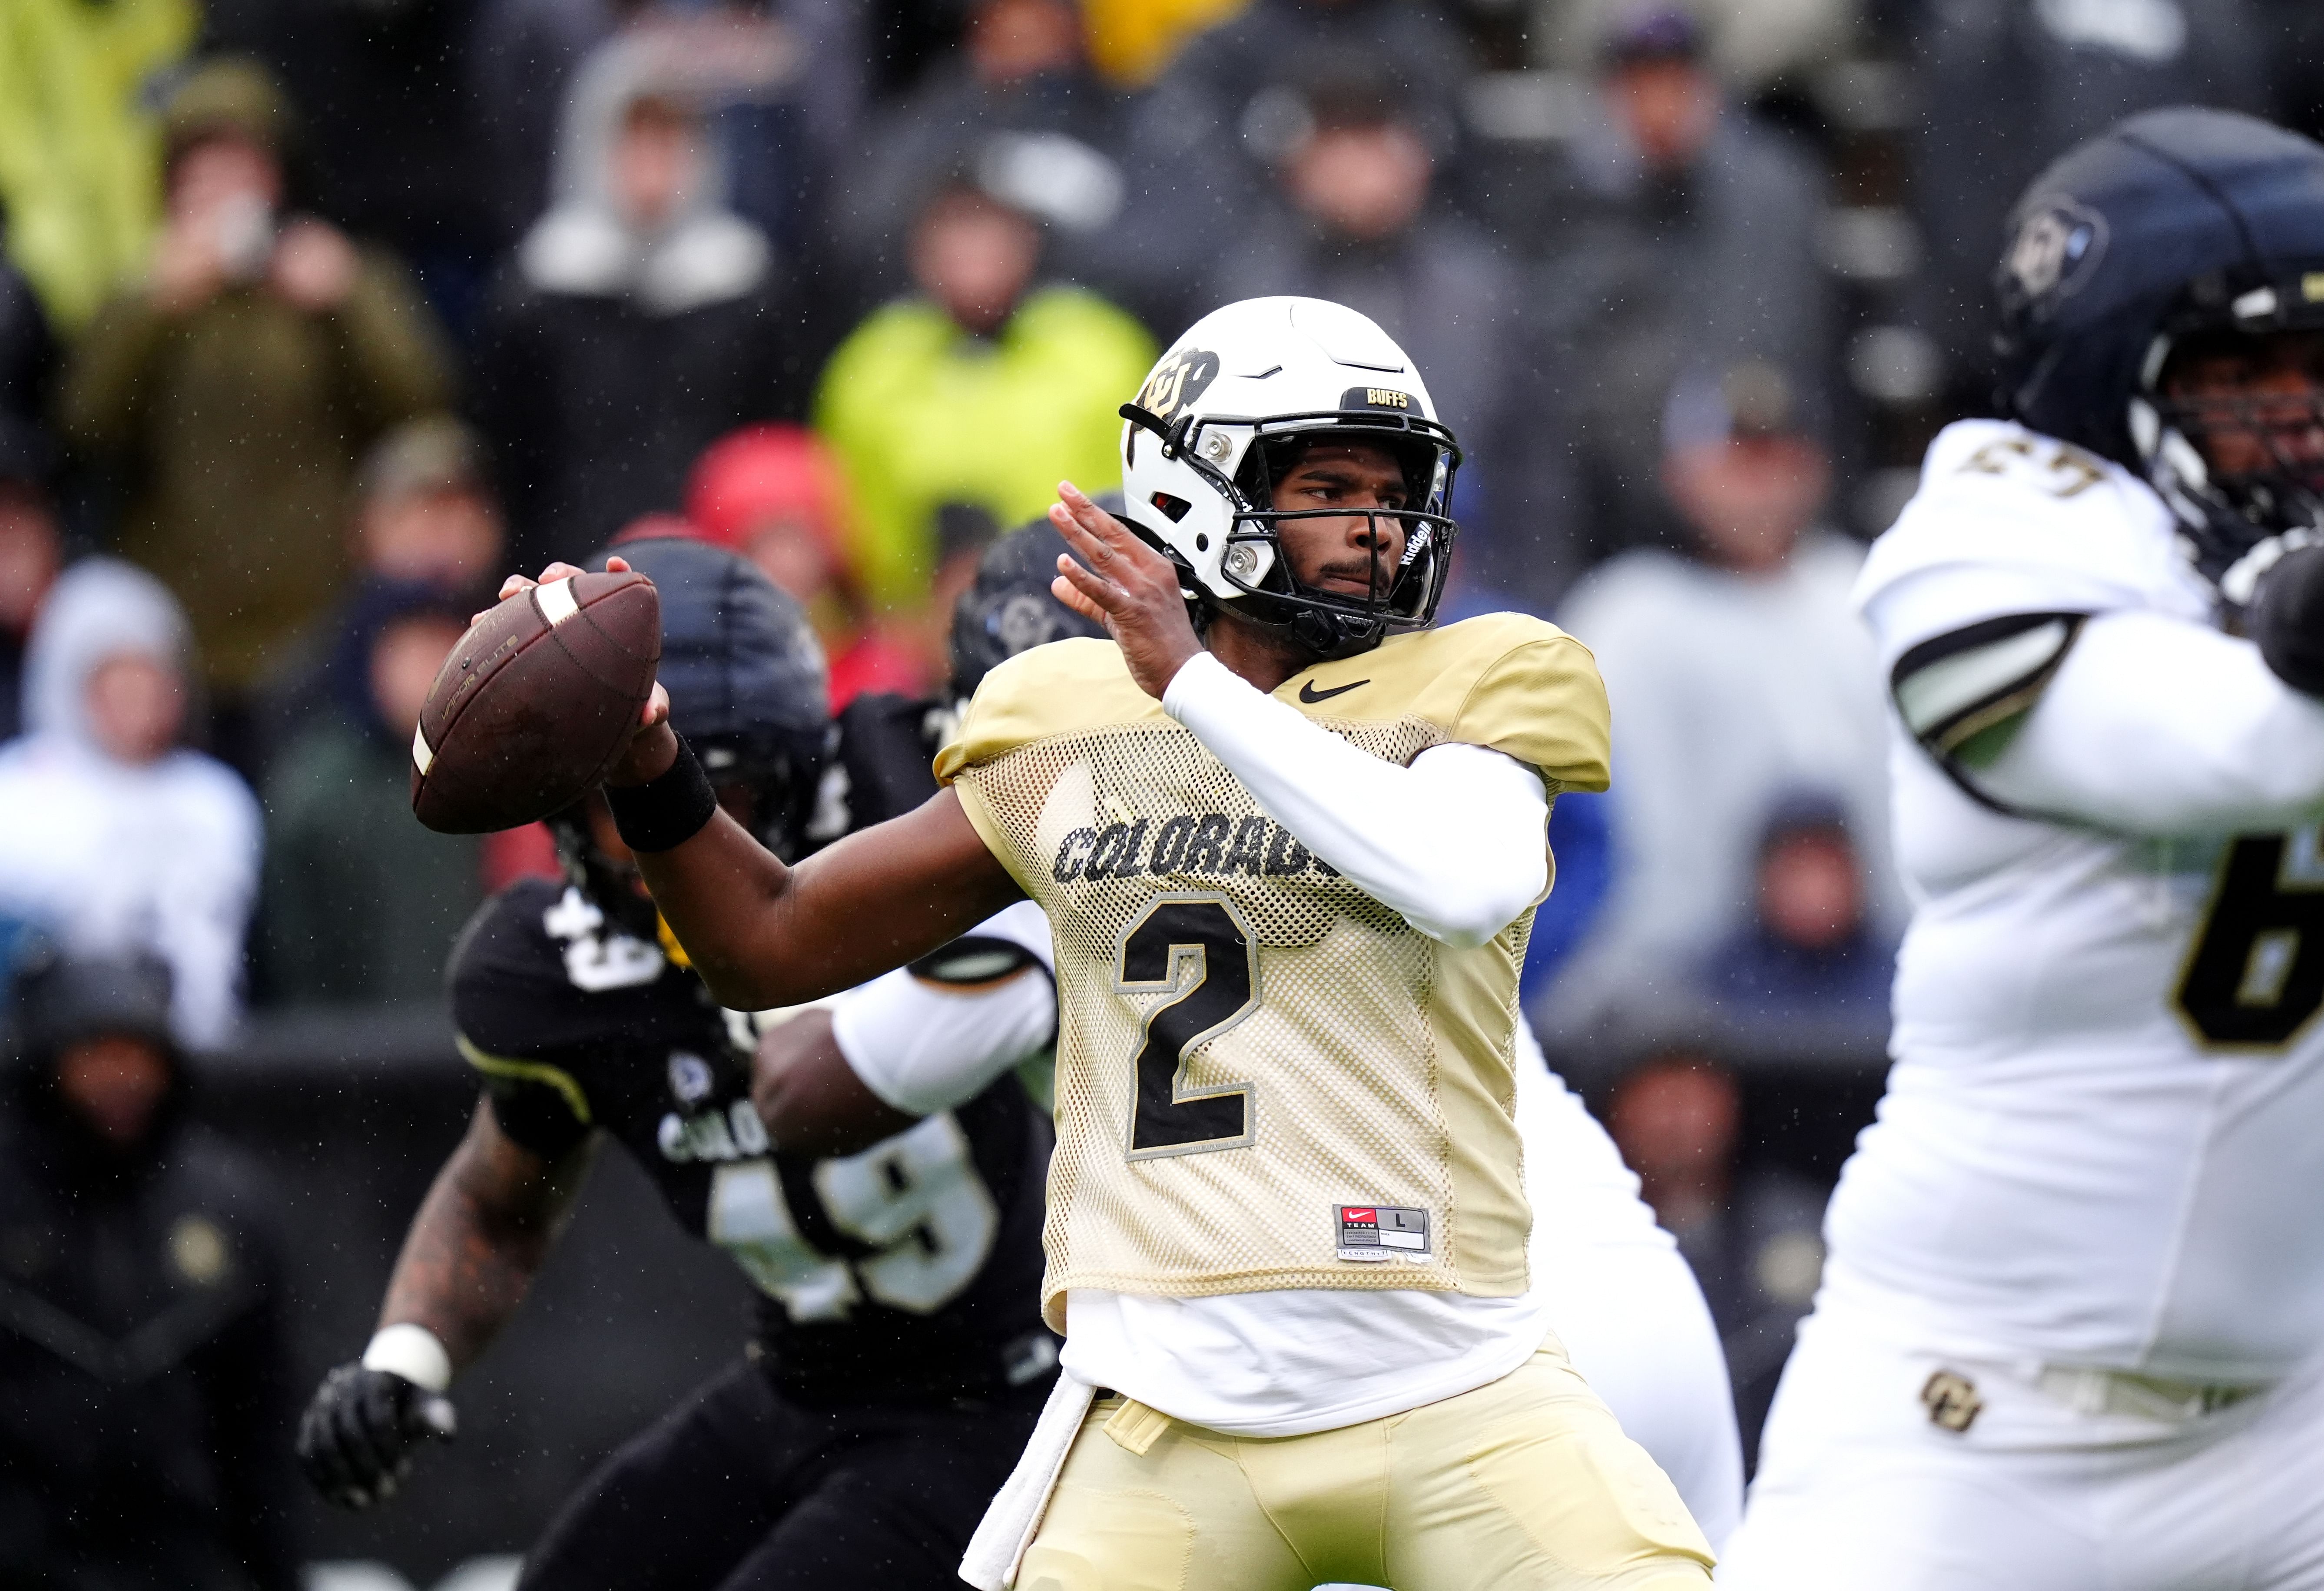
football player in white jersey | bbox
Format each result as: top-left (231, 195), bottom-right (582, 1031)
top-left (1717, 108), bottom-right (2324, 1590)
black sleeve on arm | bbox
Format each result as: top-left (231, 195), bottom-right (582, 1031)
top-left (2252, 544), bottom-right (2324, 696)
top-left (446, 889), bottom-right (598, 1161)
top-left (458, 1037), bottom-right (595, 1161)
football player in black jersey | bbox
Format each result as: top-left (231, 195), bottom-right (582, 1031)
top-left (295, 531), bottom-right (1061, 1591)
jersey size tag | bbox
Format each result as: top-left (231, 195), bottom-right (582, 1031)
top-left (1336, 1204), bottom-right (1429, 1262)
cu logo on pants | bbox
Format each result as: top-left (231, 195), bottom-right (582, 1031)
top-left (1921, 1369), bottom-right (1984, 1434)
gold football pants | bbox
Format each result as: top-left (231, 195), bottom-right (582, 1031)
top-left (1015, 1341), bottom-right (1715, 1591)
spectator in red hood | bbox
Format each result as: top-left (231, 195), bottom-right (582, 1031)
top-left (685, 424), bottom-right (924, 706)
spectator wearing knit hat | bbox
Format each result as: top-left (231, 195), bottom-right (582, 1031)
top-left (839, 0), bottom-right (1147, 321)
top-left (1695, 793), bottom-right (1895, 1029)
top-left (1104, 0), bottom-right (1475, 331)
top-left (0, 945), bottom-right (299, 1589)
top-left (257, 414), bottom-right (507, 762)
top-left (348, 414), bottom-right (508, 603)
top-left (1496, 7), bottom-right (1831, 607)
top-left (60, 59), bottom-right (452, 777)
top-left (1542, 361), bottom-right (1891, 1028)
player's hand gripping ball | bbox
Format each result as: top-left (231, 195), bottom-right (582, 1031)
top-left (411, 567), bottom-right (662, 833)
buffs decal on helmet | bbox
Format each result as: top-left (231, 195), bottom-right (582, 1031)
top-left (1114, 297), bottom-right (1462, 662)
top-left (2001, 199), bottom-right (2109, 312)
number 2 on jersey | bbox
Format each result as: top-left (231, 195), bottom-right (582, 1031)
top-left (2177, 828), bottom-right (2324, 1048)
top-left (1115, 895), bottom-right (1260, 1157)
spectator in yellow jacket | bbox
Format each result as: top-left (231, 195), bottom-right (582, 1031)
top-left (0, 0), bottom-right (198, 332)
top-left (812, 175), bottom-right (1154, 613)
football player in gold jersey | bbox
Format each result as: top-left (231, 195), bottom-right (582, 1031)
top-left (505, 298), bottom-right (1714, 1590)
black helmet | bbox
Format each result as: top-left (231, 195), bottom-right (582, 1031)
top-left (1994, 107), bottom-right (2324, 594)
top-left (550, 534), bottom-right (830, 918)
top-left (949, 506), bottom-right (1114, 701)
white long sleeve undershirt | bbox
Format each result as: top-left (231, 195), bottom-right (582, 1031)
top-left (1976, 609), bottom-right (2324, 834)
top-left (1159, 650), bottom-right (1549, 948)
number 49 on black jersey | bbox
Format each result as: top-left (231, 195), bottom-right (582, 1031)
top-left (448, 877), bottom-right (1058, 1403)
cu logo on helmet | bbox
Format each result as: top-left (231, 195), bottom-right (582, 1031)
top-left (995, 592), bottom-right (1060, 654)
top-left (1138, 348), bottom-right (1221, 423)
top-left (2006, 199), bottom-right (2108, 306)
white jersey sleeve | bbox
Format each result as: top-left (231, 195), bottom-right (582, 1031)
top-left (1970, 612), bottom-right (2324, 833)
top-left (1513, 1022), bottom-right (1744, 1548)
top-left (1860, 423), bottom-right (2324, 833)
top-left (829, 901), bottom-right (1058, 1117)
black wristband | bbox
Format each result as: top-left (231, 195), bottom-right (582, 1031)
top-left (605, 735), bottom-right (719, 852)
top-left (2253, 544), bottom-right (2324, 697)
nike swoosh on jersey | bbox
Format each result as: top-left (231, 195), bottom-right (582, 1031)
top-left (1298, 678), bottom-right (1368, 704)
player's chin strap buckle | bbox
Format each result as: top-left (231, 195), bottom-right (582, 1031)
top-left (1120, 401), bottom-right (1195, 461)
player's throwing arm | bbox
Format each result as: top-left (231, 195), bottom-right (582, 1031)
top-left (479, 556), bottom-right (1028, 1008)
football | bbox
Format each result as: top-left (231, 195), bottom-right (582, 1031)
top-left (409, 571), bottom-right (662, 834)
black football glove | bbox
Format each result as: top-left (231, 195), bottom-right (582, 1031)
top-left (296, 1362), bottom-right (458, 1509)
top-left (2252, 542), bottom-right (2324, 697)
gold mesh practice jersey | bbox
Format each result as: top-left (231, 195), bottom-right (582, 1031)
top-left (935, 614), bottom-right (1611, 1330)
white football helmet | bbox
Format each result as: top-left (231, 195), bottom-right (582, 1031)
top-left (1116, 297), bottom-right (1462, 660)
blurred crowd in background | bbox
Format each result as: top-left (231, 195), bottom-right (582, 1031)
top-left (3, 0), bottom-right (2321, 1528)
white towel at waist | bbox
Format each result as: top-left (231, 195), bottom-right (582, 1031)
top-left (960, 1371), bottom-right (1098, 1591)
